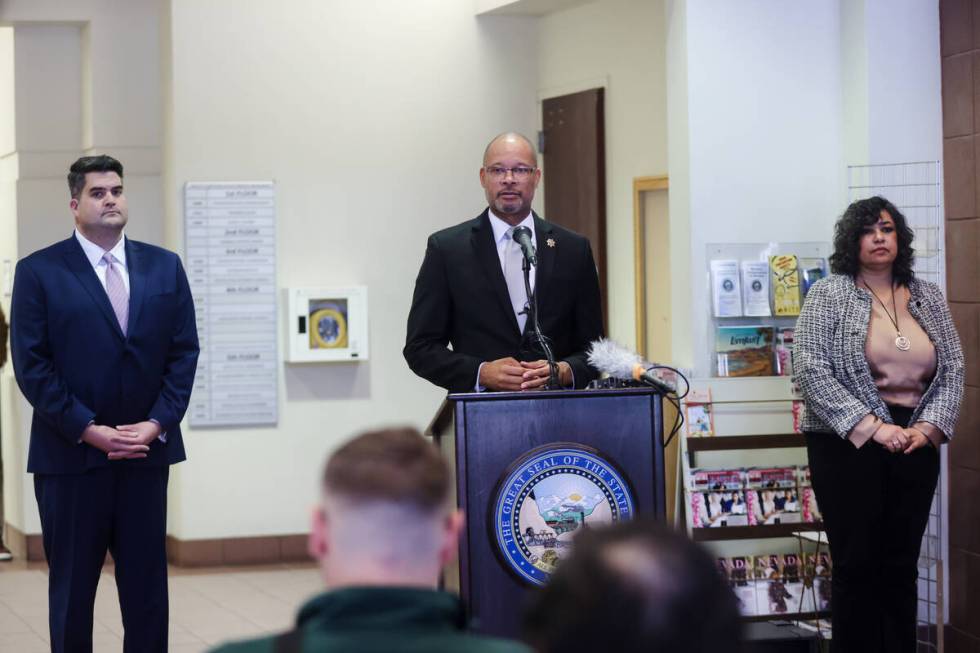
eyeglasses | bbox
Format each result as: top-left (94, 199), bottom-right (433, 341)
top-left (484, 165), bottom-right (537, 180)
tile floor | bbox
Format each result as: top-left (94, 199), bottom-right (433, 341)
top-left (0, 560), bottom-right (322, 652)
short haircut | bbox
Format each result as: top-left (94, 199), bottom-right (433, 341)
top-left (523, 520), bottom-right (741, 653)
top-left (483, 132), bottom-right (538, 167)
top-left (829, 195), bottom-right (916, 285)
top-left (68, 155), bottom-right (124, 199)
top-left (323, 427), bottom-right (449, 513)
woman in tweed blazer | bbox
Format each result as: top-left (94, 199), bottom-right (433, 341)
top-left (794, 196), bottom-right (963, 653)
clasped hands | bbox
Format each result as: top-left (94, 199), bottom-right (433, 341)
top-left (80, 421), bottom-right (162, 460)
top-left (480, 357), bottom-right (572, 391)
top-left (872, 423), bottom-right (932, 454)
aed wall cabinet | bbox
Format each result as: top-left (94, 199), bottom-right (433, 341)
top-left (284, 286), bottom-right (369, 362)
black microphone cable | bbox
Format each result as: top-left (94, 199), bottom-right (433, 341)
top-left (522, 258), bottom-right (559, 389)
top-left (638, 364), bottom-right (690, 449)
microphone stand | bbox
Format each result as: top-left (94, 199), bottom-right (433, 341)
top-left (523, 255), bottom-right (559, 390)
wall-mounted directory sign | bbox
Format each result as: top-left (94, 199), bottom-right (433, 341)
top-left (184, 182), bottom-right (278, 427)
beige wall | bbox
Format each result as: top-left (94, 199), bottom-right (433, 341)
top-left (665, 0), bottom-right (692, 368)
top-left (0, 26), bottom-right (16, 305)
top-left (162, 0), bottom-right (540, 539)
top-left (0, 27), bottom-right (13, 158)
top-left (537, 0), bottom-right (667, 348)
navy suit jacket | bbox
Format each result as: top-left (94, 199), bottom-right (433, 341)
top-left (403, 210), bottom-right (604, 393)
top-left (11, 235), bottom-right (199, 474)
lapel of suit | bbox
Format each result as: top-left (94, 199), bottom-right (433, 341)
top-left (61, 236), bottom-right (125, 340)
top-left (471, 210), bottom-right (522, 336)
top-left (533, 214), bottom-right (556, 300)
top-left (125, 238), bottom-right (146, 338)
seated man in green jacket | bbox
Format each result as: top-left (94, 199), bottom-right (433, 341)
top-left (210, 427), bottom-right (529, 653)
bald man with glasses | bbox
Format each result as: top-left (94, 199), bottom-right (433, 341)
top-left (404, 132), bottom-right (603, 393)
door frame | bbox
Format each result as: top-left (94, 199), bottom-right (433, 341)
top-left (633, 175), bottom-right (669, 359)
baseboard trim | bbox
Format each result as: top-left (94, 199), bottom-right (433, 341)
top-left (3, 522), bottom-right (45, 562)
top-left (166, 534), bottom-right (312, 567)
top-left (3, 522), bottom-right (311, 567)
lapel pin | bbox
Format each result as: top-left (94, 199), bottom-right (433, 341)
top-left (546, 238), bottom-right (556, 248)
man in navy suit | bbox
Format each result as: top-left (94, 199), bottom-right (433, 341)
top-left (404, 132), bottom-right (603, 392)
top-left (10, 155), bottom-right (199, 653)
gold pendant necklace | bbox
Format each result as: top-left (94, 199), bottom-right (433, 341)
top-left (862, 279), bottom-right (910, 352)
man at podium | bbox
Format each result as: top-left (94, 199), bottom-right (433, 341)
top-left (404, 132), bottom-right (603, 393)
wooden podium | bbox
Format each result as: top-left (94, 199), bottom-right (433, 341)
top-left (427, 387), bottom-right (665, 638)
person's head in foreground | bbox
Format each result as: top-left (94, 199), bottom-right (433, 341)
top-left (309, 426), bottom-right (463, 588)
top-left (210, 428), bottom-right (532, 653)
top-left (523, 520), bottom-right (741, 653)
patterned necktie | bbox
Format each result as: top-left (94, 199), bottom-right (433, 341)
top-left (103, 252), bottom-right (129, 335)
top-left (504, 228), bottom-right (528, 333)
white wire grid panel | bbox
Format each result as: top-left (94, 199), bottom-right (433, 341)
top-left (847, 161), bottom-right (946, 653)
top-left (847, 162), bottom-right (945, 286)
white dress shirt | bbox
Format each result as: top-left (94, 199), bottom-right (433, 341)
top-left (488, 210), bottom-right (536, 293)
top-left (74, 229), bottom-right (130, 294)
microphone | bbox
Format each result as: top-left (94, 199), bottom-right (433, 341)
top-left (512, 226), bottom-right (538, 266)
top-left (587, 338), bottom-right (676, 393)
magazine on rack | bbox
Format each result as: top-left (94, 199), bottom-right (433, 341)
top-left (770, 254), bottom-right (802, 316)
top-left (690, 490), bottom-right (749, 528)
top-left (792, 401), bottom-right (804, 433)
top-left (746, 467), bottom-right (801, 525)
top-left (685, 402), bottom-right (715, 437)
top-left (805, 552), bottom-right (833, 611)
top-left (775, 328), bottom-right (795, 376)
top-left (798, 466), bottom-right (822, 522)
top-left (728, 556), bottom-right (759, 616)
top-left (716, 325), bottom-right (775, 377)
top-left (799, 257), bottom-right (828, 296)
top-left (711, 259), bottom-right (743, 317)
top-left (688, 469), bottom-right (748, 528)
top-left (754, 554), bottom-right (804, 615)
top-left (741, 261), bottom-right (772, 316)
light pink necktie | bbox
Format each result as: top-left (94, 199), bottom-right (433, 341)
top-left (103, 252), bottom-right (129, 335)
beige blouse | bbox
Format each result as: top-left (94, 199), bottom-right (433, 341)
top-left (848, 285), bottom-right (943, 448)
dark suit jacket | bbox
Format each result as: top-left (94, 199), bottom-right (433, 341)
top-left (404, 210), bottom-right (603, 392)
top-left (11, 235), bottom-right (199, 474)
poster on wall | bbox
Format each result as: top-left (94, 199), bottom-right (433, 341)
top-left (184, 182), bottom-right (278, 427)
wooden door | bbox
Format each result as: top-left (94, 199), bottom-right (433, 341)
top-left (541, 88), bottom-right (607, 330)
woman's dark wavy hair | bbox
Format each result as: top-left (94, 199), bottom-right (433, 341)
top-left (829, 195), bottom-right (916, 285)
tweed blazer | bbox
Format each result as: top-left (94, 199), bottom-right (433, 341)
top-left (793, 274), bottom-right (964, 439)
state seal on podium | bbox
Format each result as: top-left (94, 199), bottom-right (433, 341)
top-left (491, 444), bottom-right (636, 586)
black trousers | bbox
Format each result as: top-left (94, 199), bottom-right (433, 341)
top-left (805, 405), bottom-right (939, 653)
top-left (34, 465), bottom-right (170, 653)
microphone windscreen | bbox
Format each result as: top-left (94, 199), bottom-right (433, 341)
top-left (587, 338), bottom-right (642, 379)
